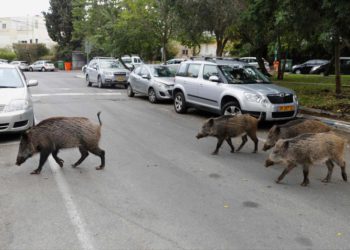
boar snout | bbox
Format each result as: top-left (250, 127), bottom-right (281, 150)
top-left (262, 144), bottom-right (273, 151)
top-left (196, 133), bottom-right (205, 139)
top-left (16, 157), bottom-right (25, 166)
top-left (265, 158), bottom-right (274, 167)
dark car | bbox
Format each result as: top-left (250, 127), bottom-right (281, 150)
top-left (292, 59), bottom-right (329, 74)
top-left (310, 57), bottom-right (350, 75)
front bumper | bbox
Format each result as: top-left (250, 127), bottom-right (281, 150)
top-left (243, 103), bottom-right (298, 121)
top-left (0, 109), bottom-right (34, 133)
top-left (103, 75), bottom-right (128, 86)
top-left (155, 87), bottom-right (173, 100)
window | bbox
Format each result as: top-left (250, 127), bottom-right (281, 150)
top-left (2, 23), bottom-right (6, 29)
top-left (187, 64), bottom-right (201, 78)
top-left (182, 49), bottom-right (188, 55)
top-left (134, 66), bottom-right (142, 75)
top-left (176, 63), bottom-right (188, 77)
top-left (140, 67), bottom-right (149, 77)
top-left (35, 39), bottom-right (38, 44)
top-left (203, 65), bottom-right (219, 80)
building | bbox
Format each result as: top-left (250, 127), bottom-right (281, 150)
top-left (0, 15), bottom-right (55, 49)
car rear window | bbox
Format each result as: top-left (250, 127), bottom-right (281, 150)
top-left (0, 68), bottom-right (24, 88)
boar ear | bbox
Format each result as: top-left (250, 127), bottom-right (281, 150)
top-left (282, 140), bottom-right (289, 150)
top-left (275, 126), bottom-right (280, 134)
top-left (208, 118), bottom-right (214, 126)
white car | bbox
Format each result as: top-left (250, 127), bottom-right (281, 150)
top-left (29, 60), bottom-right (55, 72)
top-left (10, 61), bottom-right (29, 71)
top-left (121, 55), bottom-right (143, 70)
top-left (0, 64), bottom-right (38, 133)
top-left (240, 57), bottom-right (270, 72)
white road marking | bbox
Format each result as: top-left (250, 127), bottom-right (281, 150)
top-left (32, 92), bottom-right (122, 97)
top-left (48, 157), bottom-right (96, 250)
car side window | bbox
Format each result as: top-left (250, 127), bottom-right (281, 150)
top-left (134, 67), bottom-right (141, 75)
top-left (176, 63), bottom-right (188, 77)
top-left (203, 65), bottom-right (219, 80)
top-left (141, 67), bottom-right (149, 76)
top-left (186, 64), bottom-right (200, 78)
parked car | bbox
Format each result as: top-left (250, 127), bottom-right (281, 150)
top-left (291, 59), bottom-right (329, 74)
top-left (310, 57), bottom-right (350, 75)
top-left (127, 64), bottom-right (175, 103)
top-left (121, 55), bottom-right (143, 70)
top-left (85, 57), bottom-right (130, 88)
top-left (172, 60), bottom-right (298, 121)
top-left (29, 60), bottom-right (55, 72)
top-left (0, 59), bottom-right (8, 64)
top-left (240, 57), bottom-right (270, 72)
top-left (0, 64), bottom-right (38, 133)
top-left (166, 58), bottom-right (185, 65)
top-left (10, 61), bottom-right (29, 71)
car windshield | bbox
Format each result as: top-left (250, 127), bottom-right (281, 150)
top-left (150, 66), bottom-right (174, 77)
top-left (219, 65), bottom-right (270, 84)
top-left (0, 68), bottom-right (24, 88)
top-left (100, 60), bottom-right (124, 69)
top-left (122, 58), bottom-right (132, 63)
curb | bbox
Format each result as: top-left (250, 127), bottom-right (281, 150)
top-left (297, 113), bottom-right (350, 133)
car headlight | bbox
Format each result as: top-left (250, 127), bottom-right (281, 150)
top-left (103, 71), bottom-right (113, 76)
top-left (154, 81), bottom-right (167, 88)
top-left (4, 99), bottom-right (30, 112)
top-left (293, 94), bottom-right (298, 104)
top-left (244, 93), bottom-right (269, 107)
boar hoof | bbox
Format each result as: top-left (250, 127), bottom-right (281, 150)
top-left (71, 164), bottom-right (77, 168)
top-left (96, 166), bottom-right (104, 170)
top-left (321, 178), bottom-right (330, 183)
top-left (58, 160), bottom-right (64, 168)
top-left (300, 181), bottom-right (309, 187)
top-left (211, 151), bottom-right (218, 155)
top-left (230, 150), bottom-right (235, 153)
top-left (30, 169), bottom-right (41, 175)
top-left (275, 179), bottom-right (281, 184)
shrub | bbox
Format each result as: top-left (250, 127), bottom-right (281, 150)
top-left (0, 47), bottom-right (16, 61)
top-left (12, 43), bottom-right (49, 63)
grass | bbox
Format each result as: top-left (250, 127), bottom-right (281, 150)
top-left (272, 73), bottom-right (350, 115)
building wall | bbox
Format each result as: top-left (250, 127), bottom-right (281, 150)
top-left (175, 42), bottom-right (218, 59)
top-left (0, 15), bottom-right (56, 49)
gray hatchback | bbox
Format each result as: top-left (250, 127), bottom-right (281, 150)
top-left (127, 64), bottom-right (175, 103)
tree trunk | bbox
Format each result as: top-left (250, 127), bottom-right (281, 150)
top-left (216, 37), bottom-right (223, 57)
top-left (335, 38), bottom-right (341, 97)
top-left (277, 34), bottom-right (283, 80)
top-left (256, 56), bottom-right (270, 76)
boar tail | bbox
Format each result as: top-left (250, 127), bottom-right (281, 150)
top-left (97, 111), bottom-right (102, 126)
top-left (257, 112), bottom-right (263, 122)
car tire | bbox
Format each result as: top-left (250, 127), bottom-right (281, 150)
top-left (41, 67), bottom-right (46, 72)
top-left (295, 69), bottom-right (301, 74)
top-left (86, 75), bottom-right (92, 87)
top-left (148, 88), bottom-right (157, 103)
top-left (174, 91), bottom-right (187, 114)
top-left (29, 67), bottom-right (33, 72)
top-left (127, 84), bottom-right (135, 97)
top-left (221, 101), bottom-right (242, 116)
top-left (97, 76), bottom-right (103, 88)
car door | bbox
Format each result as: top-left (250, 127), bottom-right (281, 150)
top-left (129, 67), bottom-right (141, 91)
top-left (88, 61), bottom-right (98, 83)
top-left (303, 60), bottom-right (315, 73)
top-left (133, 66), bottom-right (144, 92)
top-left (33, 61), bottom-right (40, 71)
top-left (138, 66), bottom-right (150, 94)
top-left (197, 64), bottom-right (224, 109)
top-left (176, 63), bottom-right (201, 103)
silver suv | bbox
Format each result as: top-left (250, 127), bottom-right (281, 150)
top-left (173, 60), bottom-right (298, 121)
top-left (85, 57), bottom-right (130, 88)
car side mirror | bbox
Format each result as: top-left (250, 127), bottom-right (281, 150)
top-left (27, 80), bottom-right (38, 87)
top-left (209, 75), bottom-right (220, 82)
top-left (141, 74), bottom-right (150, 79)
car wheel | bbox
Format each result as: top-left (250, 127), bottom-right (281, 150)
top-left (29, 67), bottom-right (33, 72)
top-left (127, 84), bottom-right (134, 97)
top-left (97, 76), bottom-right (103, 88)
top-left (86, 75), bottom-right (92, 87)
top-left (295, 69), bottom-right (301, 74)
top-left (148, 88), bottom-right (157, 103)
top-left (174, 91), bottom-right (187, 114)
top-left (41, 67), bottom-right (46, 72)
top-left (221, 101), bottom-right (242, 116)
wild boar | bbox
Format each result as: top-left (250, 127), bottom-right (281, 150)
top-left (263, 118), bottom-right (331, 151)
top-left (265, 132), bottom-right (347, 186)
top-left (16, 112), bottom-right (105, 174)
top-left (196, 114), bottom-right (259, 155)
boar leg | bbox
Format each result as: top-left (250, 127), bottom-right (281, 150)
top-left (247, 132), bottom-right (259, 153)
top-left (236, 135), bottom-right (247, 152)
top-left (334, 158), bottom-right (347, 182)
top-left (301, 165), bottom-right (310, 186)
top-left (52, 149), bottom-right (64, 168)
top-left (322, 160), bottom-right (334, 183)
top-left (72, 147), bottom-right (89, 168)
top-left (89, 147), bottom-right (105, 170)
top-left (30, 150), bottom-right (50, 175)
top-left (275, 162), bottom-right (296, 184)
top-left (225, 138), bottom-right (235, 153)
top-left (212, 138), bottom-right (224, 155)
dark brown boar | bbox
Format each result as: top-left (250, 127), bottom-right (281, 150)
top-left (16, 112), bottom-right (105, 174)
top-left (196, 114), bottom-right (259, 155)
top-left (262, 118), bottom-right (331, 151)
top-left (265, 132), bottom-right (347, 186)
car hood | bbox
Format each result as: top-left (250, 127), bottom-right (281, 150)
top-left (227, 83), bottom-right (294, 96)
top-left (102, 69), bottom-right (129, 74)
top-left (153, 77), bottom-right (175, 85)
top-left (0, 88), bottom-right (27, 105)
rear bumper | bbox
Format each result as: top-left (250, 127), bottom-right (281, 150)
top-left (0, 109), bottom-right (34, 133)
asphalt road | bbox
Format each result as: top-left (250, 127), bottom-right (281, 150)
top-left (1, 71), bottom-right (350, 250)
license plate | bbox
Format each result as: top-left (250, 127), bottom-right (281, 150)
top-left (278, 105), bottom-right (294, 112)
top-left (115, 75), bottom-right (126, 82)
